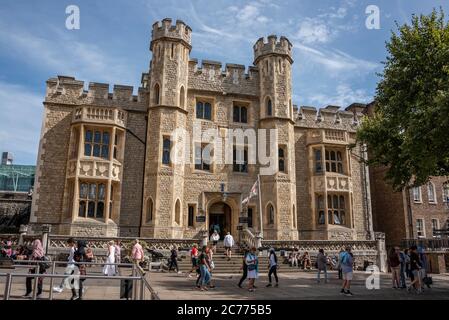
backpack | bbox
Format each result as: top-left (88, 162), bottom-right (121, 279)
top-left (340, 252), bottom-right (350, 266)
top-left (39, 256), bottom-right (51, 270)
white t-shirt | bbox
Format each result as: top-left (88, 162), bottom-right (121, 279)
top-left (269, 253), bottom-right (277, 268)
top-left (68, 246), bottom-right (75, 264)
top-left (224, 235), bottom-right (234, 247)
top-left (210, 233), bottom-right (220, 241)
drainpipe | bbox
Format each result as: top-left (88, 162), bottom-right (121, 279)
top-left (405, 186), bottom-right (414, 239)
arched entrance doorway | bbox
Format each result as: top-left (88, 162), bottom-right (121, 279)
top-left (208, 202), bottom-right (232, 239)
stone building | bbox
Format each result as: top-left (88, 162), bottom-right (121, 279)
top-left (30, 18), bottom-right (375, 241)
top-left (366, 103), bottom-right (449, 246)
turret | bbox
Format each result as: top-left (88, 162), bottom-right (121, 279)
top-left (149, 18), bottom-right (191, 109)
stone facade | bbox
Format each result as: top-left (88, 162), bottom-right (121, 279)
top-left (31, 18), bottom-right (376, 241)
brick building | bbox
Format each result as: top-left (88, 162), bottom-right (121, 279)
top-left (366, 103), bottom-right (449, 246)
top-left (30, 18), bottom-right (376, 241)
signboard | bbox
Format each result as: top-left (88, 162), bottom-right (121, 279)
top-left (196, 216), bottom-right (206, 223)
top-left (239, 217), bottom-right (248, 224)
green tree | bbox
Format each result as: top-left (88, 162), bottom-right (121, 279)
top-left (357, 9), bottom-right (449, 191)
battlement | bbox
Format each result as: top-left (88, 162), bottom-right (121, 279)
top-left (253, 35), bottom-right (293, 64)
top-left (151, 18), bottom-right (192, 49)
top-left (188, 59), bottom-right (259, 80)
top-left (296, 105), bottom-right (362, 129)
top-left (45, 75), bottom-right (148, 106)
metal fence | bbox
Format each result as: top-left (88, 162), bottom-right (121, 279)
top-left (1, 260), bottom-right (159, 300)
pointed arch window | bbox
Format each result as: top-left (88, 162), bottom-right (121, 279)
top-left (153, 83), bottom-right (160, 105)
top-left (266, 97), bottom-right (272, 116)
top-left (175, 199), bottom-right (181, 225)
top-left (179, 86), bottom-right (185, 108)
top-left (146, 198), bottom-right (153, 223)
top-left (267, 204), bottom-right (275, 225)
top-left (428, 182), bottom-right (436, 203)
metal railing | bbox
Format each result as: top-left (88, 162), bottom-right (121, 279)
top-left (1, 260), bottom-right (159, 300)
top-left (401, 238), bottom-right (449, 251)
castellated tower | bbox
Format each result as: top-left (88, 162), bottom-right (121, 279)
top-left (141, 19), bottom-right (191, 237)
top-left (254, 36), bottom-right (298, 240)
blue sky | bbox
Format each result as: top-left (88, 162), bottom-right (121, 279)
top-left (0, 0), bottom-right (447, 164)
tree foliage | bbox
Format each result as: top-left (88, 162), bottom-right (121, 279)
top-left (357, 9), bottom-right (449, 191)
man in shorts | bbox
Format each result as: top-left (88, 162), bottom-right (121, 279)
top-left (340, 246), bottom-right (354, 296)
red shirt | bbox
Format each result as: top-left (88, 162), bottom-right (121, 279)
top-left (191, 247), bottom-right (198, 257)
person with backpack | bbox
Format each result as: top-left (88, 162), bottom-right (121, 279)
top-left (340, 246), bottom-right (354, 296)
top-left (316, 248), bottom-right (328, 284)
top-left (23, 239), bottom-right (49, 298)
top-left (246, 247), bottom-right (259, 292)
top-left (266, 248), bottom-right (279, 288)
top-left (53, 237), bottom-right (77, 293)
top-left (238, 249), bottom-right (249, 288)
top-left (71, 240), bottom-right (92, 300)
top-left (388, 247), bottom-right (401, 289)
top-left (168, 246), bottom-right (179, 273)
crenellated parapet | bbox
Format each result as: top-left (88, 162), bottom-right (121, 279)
top-left (45, 76), bottom-right (148, 112)
top-left (295, 104), bottom-right (365, 132)
top-left (188, 59), bottom-right (260, 96)
top-left (151, 18), bottom-right (192, 50)
top-left (253, 35), bottom-right (293, 64)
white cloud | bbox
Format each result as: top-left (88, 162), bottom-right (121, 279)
top-left (307, 83), bottom-right (372, 107)
top-left (0, 82), bottom-right (42, 164)
top-left (296, 18), bottom-right (332, 44)
top-left (0, 25), bottom-right (138, 88)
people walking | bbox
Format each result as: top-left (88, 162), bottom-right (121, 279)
top-left (70, 240), bottom-right (92, 300)
top-left (223, 232), bottom-right (234, 260)
top-left (238, 250), bottom-right (249, 288)
top-left (131, 239), bottom-right (145, 275)
top-left (114, 240), bottom-right (121, 275)
top-left (340, 246), bottom-right (354, 296)
top-left (399, 248), bottom-right (407, 289)
top-left (210, 231), bottom-right (220, 254)
top-left (23, 239), bottom-right (47, 298)
top-left (407, 245), bottom-right (422, 294)
top-left (337, 247), bottom-right (344, 279)
top-left (53, 238), bottom-right (77, 293)
top-left (316, 249), bottom-right (328, 284)
top-left (246, 247), bottom-right (259, 292)
top-left (103, 241), bottom-right (116, 276)
top-left (266, 248), bottom-right (279, 288)
top-left (388, 247), bottom-right (401, 289)
top-left (168, 246), bottom-right (179, 273)
top-left (198, 246), bottom-right (212, 291)
top-left (188, 244), bottom-right (199, 277)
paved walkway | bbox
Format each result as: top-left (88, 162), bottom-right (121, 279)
top-left (148, 270), bottom-right (449, 300)
top-left (1, 267), bottom-right (449, 300)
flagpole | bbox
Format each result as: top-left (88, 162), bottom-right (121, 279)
top-left (257, 174), bottom-right (263, 239)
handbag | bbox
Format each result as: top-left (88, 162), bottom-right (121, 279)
top-left (423, 276), bottom-right (433, 285)
top-left (209, 261), bottom-right (215, 269)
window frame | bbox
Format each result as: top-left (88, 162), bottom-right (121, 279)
top-left (84, 129), bottom-right (111, 160)
top-left (427, 182), bottom-right (437, 204)
top-left (278, 147), bottom-right (286, 173)
top-left (412, 186), bottom-right (422, 203)
top-left (326, 194), bottom-right (346, 226)
top-left (266, 203), bottom-right (275, 225)
top-left (194, 143), bottom-right (212, 172)
top-left (324, 148), bottom-right (344, 174)
top-left (195, 99), bottom-right (213, 121)
top-left (78, 181), bottom-right (106, 219)
top-left (233, 104), bottom-right (248, 123)
top-left (233, 146), bottom-right (248, 173)
top-left (188, 204), bottom-right (196, 227)
top-left (162, 136), bottom-right (171, 166)
top-left (416, 218), bottom-right (425, 238)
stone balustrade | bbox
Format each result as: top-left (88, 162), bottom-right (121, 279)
top-left (67, 159), bottom-right (122, 181)
top-left (72, 106), bottom-right (127, 128)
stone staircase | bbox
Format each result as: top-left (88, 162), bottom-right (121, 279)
top-left (175, 242), bottom-right (310, 274)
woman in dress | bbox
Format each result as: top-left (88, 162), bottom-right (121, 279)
top-left (103, 240), bottom-right (116, 276)
top-left (246, 247), bottom-right (259, 292)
